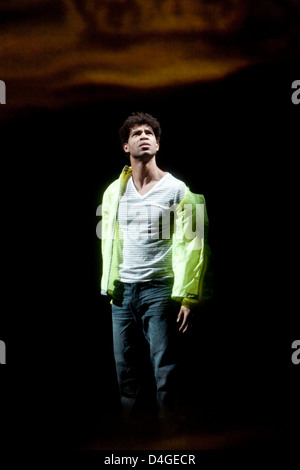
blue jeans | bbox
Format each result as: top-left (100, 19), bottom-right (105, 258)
top-left (111, 279), bottom-right (183, 435)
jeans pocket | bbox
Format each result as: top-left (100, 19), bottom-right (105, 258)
top-left (112, 280), bottom-right (125, 305)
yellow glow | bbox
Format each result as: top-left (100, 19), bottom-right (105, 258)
top-left (0, 0), bottom-right (299, 110)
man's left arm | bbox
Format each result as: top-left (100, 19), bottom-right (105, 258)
top-left (173, 191), bottom-right (210, 333)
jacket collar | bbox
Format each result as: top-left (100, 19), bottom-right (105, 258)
top-left (120, 165), bottom-right (132, 196)
top-left (122, 165), bottom-right (132, 176)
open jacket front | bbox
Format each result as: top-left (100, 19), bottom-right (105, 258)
top-left (100, 166), bottom-right (211, 309)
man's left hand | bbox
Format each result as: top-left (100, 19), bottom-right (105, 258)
top-left (177, 306), bottom-right (192, 334)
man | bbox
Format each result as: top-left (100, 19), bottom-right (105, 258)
top-left (100, 112), bottom-right (209, 441)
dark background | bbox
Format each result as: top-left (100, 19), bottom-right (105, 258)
top-left (1, 57), bottom-right (299, 449)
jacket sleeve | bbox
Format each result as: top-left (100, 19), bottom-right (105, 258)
top-left (100, 183), bottom-right (118, 295)
top-left (172, 190), bottom-right (211, 308)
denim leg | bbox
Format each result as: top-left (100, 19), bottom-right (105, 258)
top-left (140, 283), bottom-right (183, 434)
top-left (111, 283), bottom-right (142, 421)
top-left (112, 280), bottom-right (184, 439)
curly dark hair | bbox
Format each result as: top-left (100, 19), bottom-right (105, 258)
top-left (119, 112), bottom-right (162, 146)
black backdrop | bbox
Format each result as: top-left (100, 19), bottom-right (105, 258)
top-left (2, 58), bottom-right (299, 449)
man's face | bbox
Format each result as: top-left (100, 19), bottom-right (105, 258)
top-left (123, 124), bottom-right (159, 159)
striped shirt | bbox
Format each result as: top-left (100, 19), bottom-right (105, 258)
top-left (117, 172), bottom-right (186, 283)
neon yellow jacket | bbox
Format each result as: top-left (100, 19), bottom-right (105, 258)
top-left (100, 166), bottom-right (211, 309)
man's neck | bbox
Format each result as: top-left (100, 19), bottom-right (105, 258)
top-left (130, 155), bottom-right (166, 189)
